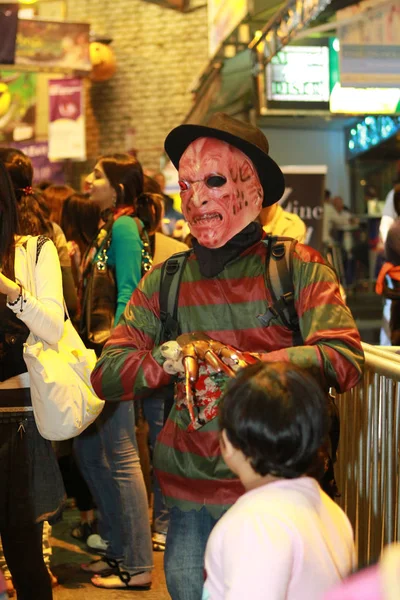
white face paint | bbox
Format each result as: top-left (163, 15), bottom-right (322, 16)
top-left (178, 138), bottom-right (263, 248)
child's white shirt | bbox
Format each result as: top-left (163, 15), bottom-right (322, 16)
top-left (203, 477), bottom-right (355, 600)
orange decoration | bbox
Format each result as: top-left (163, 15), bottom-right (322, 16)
top-left (89, 42), bottom-right (116, 82)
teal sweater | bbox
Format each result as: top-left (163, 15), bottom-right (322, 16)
top-left (106, 216), bottom-right (143, 324)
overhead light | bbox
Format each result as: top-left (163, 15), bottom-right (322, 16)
top-left (238, 24), bottom-right (250, 44)
top-left (224, 45), bottom-right (236, 58)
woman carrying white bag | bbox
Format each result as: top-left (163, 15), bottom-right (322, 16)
top-left (0, 160), bottom-right (66, 600)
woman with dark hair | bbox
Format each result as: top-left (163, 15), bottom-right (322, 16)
top-left (0, 149), bottom-right (68, 595)
top-left (82, 153), bottom-right (157, 324)
top-left (76, 153), bottom-right (154, 590)
top-left (0, 160), bottom-right (65, 599)
top-left (61, 193), bottom-right (100, 256)
top-left (0, 149), bottom-right (78, 318)
top-left (203, 362), bottom-right (355, 600)
top-left (61, 192), bottom-right (101, 289)
top-left (42, 184), bottom-right (75, 226)
top-left (0, 149), bottom-right (51, 239)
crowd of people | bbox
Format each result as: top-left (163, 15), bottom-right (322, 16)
top-left (0, 148), bottom-right (184, 596)
top-left (0, 111), bottom-right (397, 600)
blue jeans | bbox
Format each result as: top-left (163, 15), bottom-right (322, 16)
top-left (165, 507), bottom-right (219, 600)
top-left (74, 401), bottom-right (153, 574)
top-left (142, 394), bottom-right (170, 535)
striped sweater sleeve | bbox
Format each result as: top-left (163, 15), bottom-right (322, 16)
top-left (260, 244), bottom-right (364, 392)
top-left (91, 265), bottom-right (171, 401)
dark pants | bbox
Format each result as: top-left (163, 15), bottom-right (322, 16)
top-left (1, 521), bottom-right (52, 600)
top-left (58, 448), bottom-right (96, 512)
top-left (0, 390), bottom-right (65, 600)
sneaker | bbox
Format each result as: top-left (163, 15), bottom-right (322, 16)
top-left (152, 532), bottom-right (166, 552)
top-left (86, 533), bottom-right (109, 553)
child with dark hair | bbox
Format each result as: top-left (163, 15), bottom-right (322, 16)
top-left (203, 362), bottom-right (356, 600)
top-left (0, 148), bottom-right (78, 319)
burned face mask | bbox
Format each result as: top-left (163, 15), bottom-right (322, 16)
top-left (178, 138), bottom-right (264, 248)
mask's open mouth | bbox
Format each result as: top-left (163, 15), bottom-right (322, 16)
top-left (192, 212), bottom-right (223, 225)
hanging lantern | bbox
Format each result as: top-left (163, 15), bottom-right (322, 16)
top-left (89, 42), bottom-right (116, 82)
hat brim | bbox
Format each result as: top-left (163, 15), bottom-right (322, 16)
top-left (164, 124), bottom-right (285, 207)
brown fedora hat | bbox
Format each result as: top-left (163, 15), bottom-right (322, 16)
top-left (164, 112), bottom-right (285, 207)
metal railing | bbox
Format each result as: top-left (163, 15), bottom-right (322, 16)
top-left (336, 342), bottom-right (400, 566)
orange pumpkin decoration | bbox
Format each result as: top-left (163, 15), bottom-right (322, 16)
top-left (89, 42), bottom-right (116, 82)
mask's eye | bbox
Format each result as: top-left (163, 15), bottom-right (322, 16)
top-left (205, 175), bottom-right (227, 188)
top-left (178, 180), bottom-right (190, 192)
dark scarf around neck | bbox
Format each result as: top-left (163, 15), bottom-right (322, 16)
top-left (192, 221), bottom-right (263, 277)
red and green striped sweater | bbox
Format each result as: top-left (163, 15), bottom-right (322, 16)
top-left (91, 238), bottom-right (364, 517)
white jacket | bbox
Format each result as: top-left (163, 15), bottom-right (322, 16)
top-left (1, 236), bottom-right (64, 390)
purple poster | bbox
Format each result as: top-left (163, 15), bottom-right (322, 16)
top-left (48, 78), bottom-right (86, 161)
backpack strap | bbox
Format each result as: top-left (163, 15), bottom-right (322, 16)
top-left (22, 235), bottom-right (51, 265)
top-left (159, 249), bottom-right (192, 424)
top-left (35, 235), bottom-right (51, 264)
top-left (159, 249), bottom-right (192, 342)
top-left (258, 235), bottom-right (299, 331)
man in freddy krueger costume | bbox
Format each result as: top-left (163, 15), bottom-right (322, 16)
top-left (91, 113), bottom-right (364, 600)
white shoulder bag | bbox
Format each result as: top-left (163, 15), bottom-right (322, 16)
top-left (23, 236), bottom-right (104, 441)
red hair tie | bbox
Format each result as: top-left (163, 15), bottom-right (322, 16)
top-left (22, 186), bottom-right (33, 195)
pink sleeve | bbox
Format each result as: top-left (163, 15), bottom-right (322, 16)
top-left (323, 566), bottom-right (381, 600)
top-left (0, 570), bottom-right (6, 595)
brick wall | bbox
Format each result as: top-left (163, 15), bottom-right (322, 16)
top-left (66, 0), bottom-right (209, 172)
